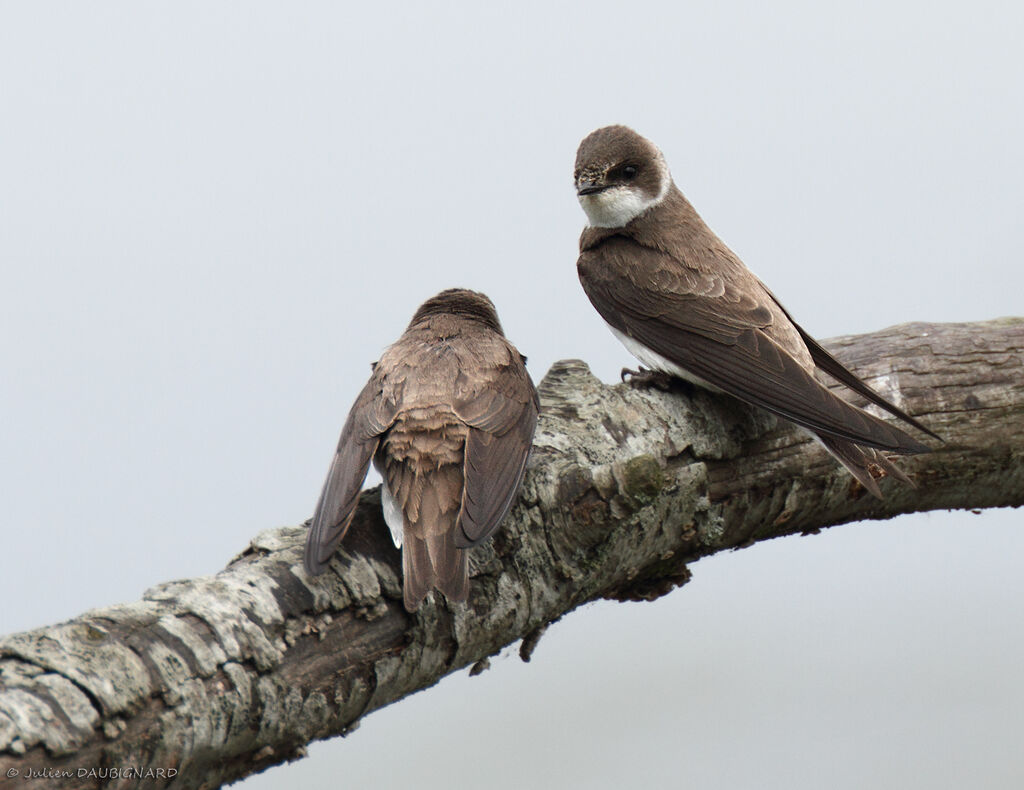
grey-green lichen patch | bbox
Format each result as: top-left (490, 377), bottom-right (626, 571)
top-left (671, 463), bottom-right (709, 506)
top-left (144, 638), bottom-right (194, 706)
top-left (255, 675), bottom-right (300, 743)
top-left (365, 556), bottom-right (402, 600)
top-left (145, 576), bottom-right (285, 671)
top-left (371, 654), bottom-right (406, 696)
top-left (0, 623), bottom-right (153, 717)
top-left (0, 688), bottom-right (76, 755)
top-left (32, 674), bottom-right (98, 747)
top-left (176, 679), bottom-right (214, 759)
top-left (333, 673), bottom-right (371, 721)
top-left (282, 685), bottom-right (305, 732)
top-left (457, 572), bottom-right (530, 654)
top-left (369, 640), bottom-right (444, 711)
top-left (696, 509), bottom-right (726, 546)
top-left (652, 387), bottom-right (776, 462)
top-left (403, 610), bottom-right (455, 679)
top-left (0, 661), bottom-right (43, 683)
top-left (198, 678), bottom-right (243, 754)
top-left (153, 614), bottom-right (227, 677)
top-left (0, 711), bottom-right (16, 752)
top-left (294, 561), bottom-right (352, 613)
top-left (330, 551), bottom-right (384, 611)
top-left (247, 526), bottom-right (306, 556)
top-left (298, 690), bottom-right (330, 741)
top-left (220, 662), bottom-right (254, 743)
top-left (615, 454), bottom-right (665, 506)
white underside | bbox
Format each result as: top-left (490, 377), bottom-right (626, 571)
top-left (609, 325), bottom-right (724, 394)
top-left (380, 479), bottom-right (404, 548)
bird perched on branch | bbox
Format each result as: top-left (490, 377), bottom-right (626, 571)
top-left (304, 288), bottom-right (539, 610)
top-left (574, 125), bottom-right (937, 496)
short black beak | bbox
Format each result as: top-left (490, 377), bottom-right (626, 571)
top-left (576, 182), bottom-right (607, 196)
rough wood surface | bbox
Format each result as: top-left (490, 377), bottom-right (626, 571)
top-left (1, 319), bottom-right (1021, 789)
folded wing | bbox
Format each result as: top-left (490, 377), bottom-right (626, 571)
top-left (303, 374), bottom-right (399, 574)
top-left (756, 283), bottom-right (941, 441)
top-left (579, 240), bottom-right (930, 453)
top-left (453, 352), bottom-right (539, 548)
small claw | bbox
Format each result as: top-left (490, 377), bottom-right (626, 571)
top-left (621, 366), bottom-right (675, 391)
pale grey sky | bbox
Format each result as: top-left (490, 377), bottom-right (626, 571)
top-left (1, 2), bottom-right (1021, 788)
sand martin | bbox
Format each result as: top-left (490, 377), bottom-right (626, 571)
top-left (304, 289), bottom-right (539, 610)
top-left (574, 125), bottom-right (937, 496)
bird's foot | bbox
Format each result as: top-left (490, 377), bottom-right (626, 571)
top-left (620, 366), bottom-right (676, 391)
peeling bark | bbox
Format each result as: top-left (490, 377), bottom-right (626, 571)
top-left (1, 318), bottom-right (1022, 789)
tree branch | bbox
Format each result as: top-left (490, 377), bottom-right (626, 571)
top-left (2, 319), bottom-right (1021, 789)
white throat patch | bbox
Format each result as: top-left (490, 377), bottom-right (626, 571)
top-left (579, 187), bottom-right (656, 228)
top-left (579, 159), bottom-right (671, 229)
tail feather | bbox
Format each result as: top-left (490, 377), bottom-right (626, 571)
top-left (384, 447), bottom-right (469, 612)
top-left (431, 529), bottom-right (469, 603)
top-left (402, 536), bottom-right (434, 611)
top-left (816, 432), bottom-right (917, 499)
top-left (401, 531), bottom-right (469, 611)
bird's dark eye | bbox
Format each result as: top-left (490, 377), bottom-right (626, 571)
top-left (620, 165), bottom-right (639, 180)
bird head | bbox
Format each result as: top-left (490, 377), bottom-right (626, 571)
top-left (574, 125), bottom-right (671, 229)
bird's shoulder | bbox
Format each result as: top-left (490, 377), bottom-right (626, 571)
top-left (372, 315), bottom-right (534, 426)
top-left (578, 220), bottom-right (816, 363)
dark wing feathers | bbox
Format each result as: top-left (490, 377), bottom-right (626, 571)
top-left (580, 243), bottom-right (930, 454)
top-left (627, 318), bottom-right (927, 452)
top-left (795, 323), bottom-right (941, 441)
top-left (753, 281), bottom-right (940, 441)
top-left (457, 401), bottom-right (538, 547)
top-left (303, 375), bottom-right (396, 575)
top-left (454, 358), bottom-right (539, 549)
top-left (613, 261), bottom-right (773, 346)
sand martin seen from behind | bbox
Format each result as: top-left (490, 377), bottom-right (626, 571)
top-left (304, 288), bottom-right (539, 611)
top-left (574, 125), bottom-right (937, 496)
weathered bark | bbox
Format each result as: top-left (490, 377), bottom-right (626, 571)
top-left (1, 318), bottom-right (1021, 789)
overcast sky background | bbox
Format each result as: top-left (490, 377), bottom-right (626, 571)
top-left (1, 2), bottom-right (1022, 787)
